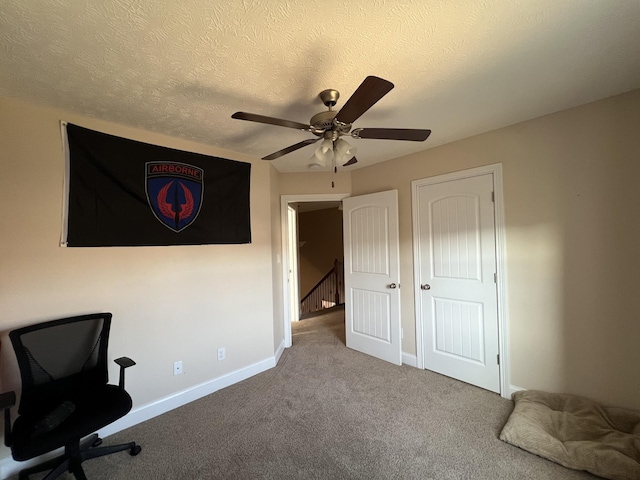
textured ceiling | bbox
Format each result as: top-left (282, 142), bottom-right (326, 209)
top-left (1, 1), bottom-right (639, 172)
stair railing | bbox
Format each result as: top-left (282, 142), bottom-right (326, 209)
top-left (300, 259), bottom-right (344, 315)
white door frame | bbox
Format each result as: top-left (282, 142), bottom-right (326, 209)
top-left (412, 163), bottom-right (511, 398)
top-left (287, 204), bottom-right (300, 332)
top-left (281, 193), bottom-right (350, 347)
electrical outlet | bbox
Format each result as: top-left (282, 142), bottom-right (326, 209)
top-left (173, 360), bottom-right (183, 375)
top-left (217, 347), bottom-right (225, 361)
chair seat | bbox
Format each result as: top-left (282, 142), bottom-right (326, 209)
top-left (11, 384), bottom-right (132, 461)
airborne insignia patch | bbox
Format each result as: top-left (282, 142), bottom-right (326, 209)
top-left (145, 162), bottom-right (204, 233)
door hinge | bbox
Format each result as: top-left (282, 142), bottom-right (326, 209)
top-left (491, 191), bottom-right (495, 202)
top-left (494, 273), bottom-right (497, 283)
top-left (497, 354), bottom-right (500, 365)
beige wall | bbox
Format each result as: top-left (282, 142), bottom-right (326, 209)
top-left (298, 208), bottom-right (343, 298)
top-left (0, 97), bottom-right (277, 449)
top-left (351, 89), bottom-right (640, 411)
top-left (279, 171), bottom-right (351, 195)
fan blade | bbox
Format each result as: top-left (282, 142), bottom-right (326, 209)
top-left (334, 76), bottom-right (394, 125)
top-left (232, 112), bottom-right (312, 131)
top-left (352, 128), bottom-right (431, 141)
top-left (262, 138), bottom-right (320, 160)
top-left (342, 157), bottom-right (358, 167)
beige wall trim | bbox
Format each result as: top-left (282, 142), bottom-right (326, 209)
top-left (280, 194), bottom-right (349, 348)
top-left (411, 163), bottom-right (510, 398)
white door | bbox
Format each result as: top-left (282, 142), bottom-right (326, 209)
top-left (414, 174), bottom-right (500, 392)
top-left (343, 190), bottom-right (402, 365)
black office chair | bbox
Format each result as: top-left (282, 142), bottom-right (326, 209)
top-left (0, 313), bottom-right (141, 479)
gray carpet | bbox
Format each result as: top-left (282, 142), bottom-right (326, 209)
top-left (14, 308), bottom-right (599, 479)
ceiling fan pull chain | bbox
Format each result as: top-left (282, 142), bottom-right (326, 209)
top-left (331, 153), bottom-right (336, 189)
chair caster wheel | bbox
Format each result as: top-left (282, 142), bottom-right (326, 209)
top-left (92, 438), bottom-right (103, 448)
top-left (130, 445), bottom-right (142, 456)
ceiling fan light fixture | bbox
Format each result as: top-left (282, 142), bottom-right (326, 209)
top-left (315, 139), bottom-right (334, 163)
top-left (308, 154), bottom-right (325, 170)
top-left (308, 150), bottom-right (330, 170)
top-left (318, 138), bottom-right (333, 154)
top-left (334, 138), bottom-right (357, 163)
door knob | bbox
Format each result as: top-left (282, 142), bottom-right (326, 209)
top-left (421, 284), bottom-right (431, 290)
top-left (387, 283), bottom-right (397, 289)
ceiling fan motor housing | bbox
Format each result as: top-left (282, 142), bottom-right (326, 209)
top-left (310, 110), bottom-right (337, 132)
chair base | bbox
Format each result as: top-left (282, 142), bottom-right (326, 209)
top-left (18, 434), bottom-right (141, 480)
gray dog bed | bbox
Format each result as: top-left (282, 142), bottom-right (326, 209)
top-left (500, 390), bottom-right (640, 480)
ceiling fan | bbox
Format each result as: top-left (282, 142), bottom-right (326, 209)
top-left (231, 76), bottom-right (431, 168)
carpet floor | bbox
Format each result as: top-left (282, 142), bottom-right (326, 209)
top-left (13, 307), bottom-right (599, 479)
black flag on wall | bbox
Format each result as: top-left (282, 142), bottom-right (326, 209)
top-left (63, 123), bottom-right (251, 247)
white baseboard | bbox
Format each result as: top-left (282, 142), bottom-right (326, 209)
top-left (402, 352), bottom-right (417, 368)
top-left (274, 339), bottom-right (285, 365)
top-left (0, 354), bottom-right (278, 479)
top-left (508, 384), bottom-right (525, 399)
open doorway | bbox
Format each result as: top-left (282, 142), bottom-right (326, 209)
top-left (281, 194), bottom-right (349, 348)
top-left (297, 201), bottom-right (344, 318)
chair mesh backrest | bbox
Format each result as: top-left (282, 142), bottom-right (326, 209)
top-left (10, 313), bottom-right (112, 415)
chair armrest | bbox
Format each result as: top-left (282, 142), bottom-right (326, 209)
top-left (0, 391), bottom-right (16, 447)
top-left (114, 357), bottom-right (136, 390)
